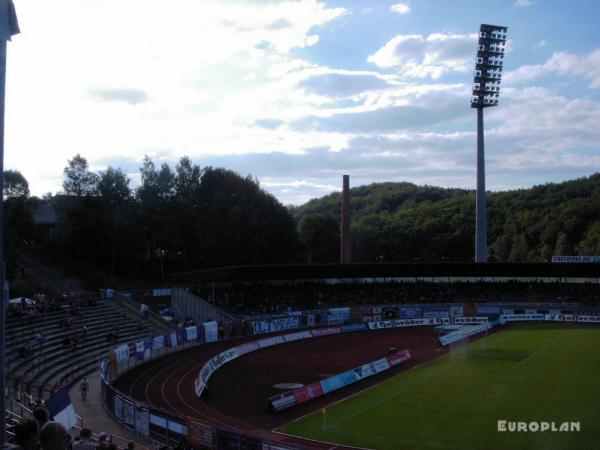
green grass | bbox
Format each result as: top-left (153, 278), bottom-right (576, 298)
top-left (278, 324), bottom-right (600, 450)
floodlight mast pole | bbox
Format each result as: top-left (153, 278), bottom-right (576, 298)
top-left (471, 23), bottom-right (507, 263)
top-left (475, 106), bottom-right (486, 262)
top-left (0, 1), bottom-right (19, 447)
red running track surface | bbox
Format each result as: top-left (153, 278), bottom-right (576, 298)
top-left (114, 327), bottom-right (445, 448)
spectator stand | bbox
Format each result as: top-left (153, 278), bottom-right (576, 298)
top-left (5, 291), bottom-right (172, 404)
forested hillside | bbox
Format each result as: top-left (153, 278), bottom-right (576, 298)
top-left (291, 174), bottom-right (600, 263)
top-left (5, 155), bottom-right (302, 285)
top-left (6, 159), bottom-right (600, 284)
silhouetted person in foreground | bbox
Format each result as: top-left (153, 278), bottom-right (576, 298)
top-left (40, 422), bottom-right (71, 450)
top-left (14, 418), bottom-right (39, 450)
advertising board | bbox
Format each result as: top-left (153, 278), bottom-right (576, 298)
top-left (400, 307), bottom-right (422, 319)
top-left (186, 418), bottom-right (214, 449)
top-left (268, 348), bottom-right (411, 412)
top-left (454, 317), bottom-right (489, 324)
top-left (293, 382), bottom-right (324, 404)
top-left (252, 317), bottom-right (299, 334)
top-left (477, 305), bottom-right (501, 315)
top-left (500, 314), bottom-right (544, 322)
top-left (310, 327), bottom-right (341, 337)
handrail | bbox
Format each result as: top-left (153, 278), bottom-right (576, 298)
top-left (72, 418), bottom-right (154, 450)
top-left (10, 398), bottom-right (32, 417)
top-left (114, 292), bottom-right (177, 332)
top-left (6, 409), bottom-right (23, 420)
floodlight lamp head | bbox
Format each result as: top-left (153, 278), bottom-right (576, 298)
top-left (471, 23), bottom-right (508, 108)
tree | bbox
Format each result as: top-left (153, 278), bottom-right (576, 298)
top-left (97, 167), bottom-right (131, 204)
top-left (63, 154), bottom-right (99, 196)
top-left (4, 170), bottom-right (29, 199)
top-left (96, 167), bottom-right (132, 276)
top-left (298, 214), bottom-right (340, 263)
top-left (174, 157), bottom-right (201, 205)
top-left (136, 156), bottom-right (177, 276)
top-left (554, 232), bottom-right (573, 256)
top-left (577, 222), bottom-right (600, 255)
top-left (4, 172), bottom-right (35, 277)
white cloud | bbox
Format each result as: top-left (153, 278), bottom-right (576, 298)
top-left (3, 0), bottom-right (598, 205)
top-left (390, 3), bottom-right (410, 14)
top-left (367, 33), bottom-right (478, 78)
top-left (515, 0), bottom-right (535, 7)
top-left (296, 69), bottom-right (394, 98)
top-left (5, 0), bottom-right (346, 196)
top-left (504, 49), bottom-right (600, 88)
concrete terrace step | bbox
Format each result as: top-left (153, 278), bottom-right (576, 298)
top-left (10, 323), bottom-right (150, 378)
top-left (6, 299), bottom-right (168, 400)
top-left (9, 313), bottom-right (132, 362)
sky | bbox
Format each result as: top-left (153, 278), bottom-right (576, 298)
top-left (5, 0), bottom-right (600, 205)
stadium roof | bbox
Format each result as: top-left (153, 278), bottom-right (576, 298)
top-left (171, 262), bottom-right (600, 285)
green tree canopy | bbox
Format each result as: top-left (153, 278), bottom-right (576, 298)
top-left (97, 167), bottom-right (131, 204)
top-left (298, 214), bottom-right (340, 263)
top-left (63, 154), bottom-right (99, 196)
top-left (293, 173), bottom-right (600, 262)
top-left (4, 170), bottom-right (29, 199)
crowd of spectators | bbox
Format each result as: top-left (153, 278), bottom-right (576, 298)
top-left (12, 292), bottom-right (97, 360)
top-left (11, 415), bottom-right (142, 450)
top-left (11, 409), bottom-right (190, 450)
top-left (193, 280), bottom-right (600, 316)
top-left (10, 401), bottom-right (148, 450)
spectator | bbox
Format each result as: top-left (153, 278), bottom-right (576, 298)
top-left (79, 377), bottom-right (89, 401)
top-left (14, 418), bottom-right (39, 450)
top-left (72, 428), bottom-right (95, 450)
top-left (40, 422), bottom-right (71, 450)
top-left (97, 433), bottom-right (110, 450)
top-left (62, 336), bottom-right (71, 352)
top-left (32, 406), bottom-right (50, 430)
top-left (19, 343), bottom-right (33, 358)
top-left (127, 442), bottom-right (135, 450)
top-left (34, 333), bottom-right (45, 346)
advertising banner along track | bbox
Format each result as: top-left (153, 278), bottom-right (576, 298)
top-left (268, 349), bottom-right (411, 412)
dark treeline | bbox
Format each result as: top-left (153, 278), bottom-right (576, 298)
top-left (5, 160), bottom-right (600, 282)
top-left (5, 155), bottom-right (301, 282)
top-left (291, 174), bottom-right (600, 263)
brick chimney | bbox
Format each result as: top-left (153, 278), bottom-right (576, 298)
top-left (340, 175), bottom-right (351, 264)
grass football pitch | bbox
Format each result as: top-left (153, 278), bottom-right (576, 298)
top-left (278, 324), bottom-right (600, 450)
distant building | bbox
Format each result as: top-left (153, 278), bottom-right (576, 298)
top-left (33, 195), bottom-right (82, 238)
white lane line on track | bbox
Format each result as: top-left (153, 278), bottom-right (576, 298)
top-left (271, 430), bottom-right (373, 450)
top-left (148, 357), bottom-right (186, 408)
top-left (172, 361), bottom-right (252, 433)
top-left (126, 354), bottom-right (173, 408)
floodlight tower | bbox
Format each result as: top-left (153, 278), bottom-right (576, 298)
top-left (471, 24), bottom-right (507, 262)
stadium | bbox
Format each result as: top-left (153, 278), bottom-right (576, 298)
top-left (2, 3), bottom-right (600, 450)
top-left (98, 262), bottom-right (600, 450)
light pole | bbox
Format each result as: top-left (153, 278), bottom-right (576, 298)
top-left (0, 1), bottom-right (19, 446)
top-left (471, 24), bottom-right (507, 262)
top-left (159, 249), bottom-right (166, 279)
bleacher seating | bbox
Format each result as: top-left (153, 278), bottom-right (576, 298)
top-left (6, 298), bottom-right (171, 400)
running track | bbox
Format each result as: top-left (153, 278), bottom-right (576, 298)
top-left (114, 328), bottom-right (445, 449)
